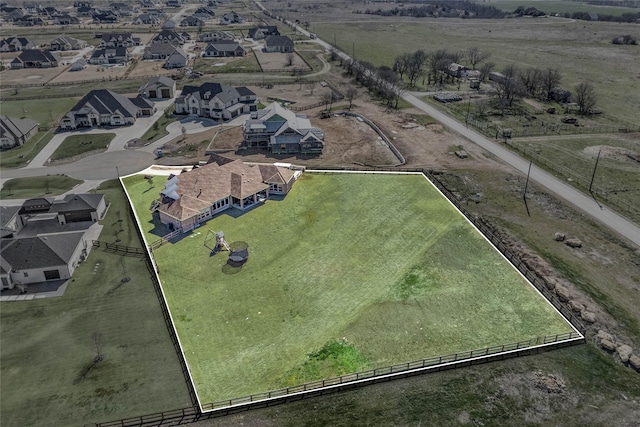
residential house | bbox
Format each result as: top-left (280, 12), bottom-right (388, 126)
top-left (154, 156), bottom-right (300, 232)
top-left (76, 6), bottom-right (96, 16)
top-left (194, 7), bottom-right (215, 17)
top-left (110, 2), bottom-right (136, 16)
top-left (151, 29), bottom-right (186, 45)
top-left (166, 0), bottom-right (180, 7)
top-left (448, 63), bottom-right (469, 78)
top-left (133, 12), bottom-right (161, 25)
top-left (92, 12), bottom-right (120, 23)
top-left (220, 11), bottom-right (243, 25)
top-left (88, 46), bottom-right (130, 64)
top-left (139, 76), bottom-right (176, 99)
top-left (73, 1), bottom-right (93, 8)
top-left (180, 15), bottom-right (204, 27)
top-left (41, 6), bottom-right (62, 17)
top-left (10, 49), bottom-right (59, 68)
top-left (202, 41), bottom-right (245, 57)
top-left (59, 89), bottom-right (155, 130)
top-left (0, 193), bottom-right (107, 290)
top-left (23, 3), bottom-right (41, 14)
top-left (70, 58), bottom-right (88, 71)
top-left (162, 19), bottom-right (177, 29)
top-left (0, 115), bottom-right (39, 150)
top-left (165, 48), bottom-right (188, 68)
top-left (242, 102), bottom-right (324, 154)
top-left (1, 232), bottom-right (89, 289)
top-left (0, 36), bottom-right (37, 52)
top-left (143, 42), bottom-right (177, 59)
top-left (263, 35), bottom-right (294, 53)
top-left (49, 36), bottom-right (87, 51)
top-left (140, 0), bottom-right (159, 8)
top-left (175, 82), bottom-right (257, 120)
top-left (198, 30), bottom-right (234, 42)
top-left (53, 14), bottom-right (81, 25)
top-left (4, 8), bottom-right (25, 22)
top-left (248, 25), bottom-right (279, 40)
top-left (14, 14), bottom-right (45, 26)
top-left (99, 33), bottom-right (140, 47)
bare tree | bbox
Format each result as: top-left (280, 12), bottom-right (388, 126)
top-left (322, 91), bottom-right (333, 110)
top-left (540, 68), bottom-right (562, 101)
top-left (429, 49), bottom-right (458, 85)
top-left (575, 81), bottom-right (597, 115)
top-left (346, 87), bottom-right (358, 110)
top-left (479, 61), bottom-right (495, 82)
top-left (494, 65), bottom-right (526, 114)
top-left (286, 52), bottom-right (295, 66)
top-left (92, 332), bottom-right (103, 363)
top-left (406, 50), bottom-right (427, 87)
top-left (467, 47), bottom-right (490, 70)
top-left (305, 82), bottom-right (316, 96)
top-left (475, 98), bottom-right (489, 118)
top-left (393, 52), bottom-right (411, 80)
top-left (519, 68), bottom-right (542, 97)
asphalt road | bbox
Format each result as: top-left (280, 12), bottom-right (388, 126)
top-left (402, 93), bottom-right (640, 248)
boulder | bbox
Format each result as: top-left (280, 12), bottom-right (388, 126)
top-left (570, 300), bottom-right (584, 312)
top-left (601, 339), bottom-right (616, 351)
top-left (566, 238), bottom-right (583, 248)
top-left (555, 286), bottom-right (572, 302)
top-left (617, 345), bottom-right (633, 363)
top-left (597, 330), bottom-right (614, 342)
top-left (554, 232), bottom-right (566, 242)
top-left (629, 355), bottom-right (640, 370)
top-left (581, 310), bottom-right (596, 324)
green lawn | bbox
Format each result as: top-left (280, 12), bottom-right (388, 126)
top-left (51, 133), bottom-right (115, 161)
top-left (0, 180), bottom-right (192, 427)
top-left (125, 172), bottom-right (573, 405)
top-left (490, 0), bottom-right (640, 16)
top-left (0, 175), bottom-right (83, 199)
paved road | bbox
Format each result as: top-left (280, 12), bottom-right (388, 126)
top-left (402, 93), bottom-right (640, 247)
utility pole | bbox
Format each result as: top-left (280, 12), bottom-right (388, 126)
top-left (588, 148), bottom-right (601, 194)
top-left (522, 160), bottom-right (532, 217)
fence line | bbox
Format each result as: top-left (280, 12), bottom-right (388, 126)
top-left (91, 240), bottom-right (145, 257)
top-left (93, 168), bottom-right (587, 426)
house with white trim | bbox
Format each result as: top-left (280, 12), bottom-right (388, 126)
top-left (174, 82), bottom-right (257, 121)
top-left (0, 115), bottom-right (39, 149)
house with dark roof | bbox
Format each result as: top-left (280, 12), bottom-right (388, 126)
top-left (0, 206), bottom-right (24, 239)
top-left (0, 115), bottom-right (39, 149)
top-left (133, 12), bottom-right (161, 24)
top-left (175, 82), bottom-right (256, 121)
top-left (248, 26), bottom-right (279, 40)
top-left (180, 15), bottom-right (204, 27)
top-left (263, 35), bottom-right (294, 53)
top-left (155, 156), bottom-right (300, 232)
top-left (10, 49), bottom-right (59, 68)
top-left (242, 102), bottom-right (324, 154)
top-left (19, 193), bottom-right (107, 224)
top-left (59, 89), bottom-right (155, 130)
top-left (202, 41), bottom-right (245, 57)
top-left (0, 232), bottom-right (88, 289)
top-left (220, 11), bottom-right (243, 25)
top-left (15, 14), bottom-right (45, 26)
top-left (99, 33), bottom-right (139, 47)
top-left (151, 29), bottom-right (186, 45)
top-left (49, 36), bottom-right (87, 51)
top-left (0, 36), bottom-right (37, 52)
top-left (143, 42), bottom-right (177, 59)
top-left (88, 46), bottom-right (130, 64)
top-left (53, 14), bottom-right (81, 25)
top-left (139, 76), bottom-right (176, 99)
top-left (165, 48), bottom-right (188, 68)
top-left (198, 30), bottom-right (234, 42)
top-left (92, 12), bottom-right (119, 23)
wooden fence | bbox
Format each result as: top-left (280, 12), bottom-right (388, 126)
top-left (91, 240), bottom-right (145, 258)
top-left (91, 168), bottom-right (587, 426)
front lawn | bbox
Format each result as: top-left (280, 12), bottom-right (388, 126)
top-left (51, 133), bottom-right (115, 161)
top-left (0, 175), bottom-right (83, 199)
top-left (124, 172), bottom-right (573, 405)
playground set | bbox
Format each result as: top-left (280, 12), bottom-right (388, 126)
top-left (204, 230), bottom-right (249, 265)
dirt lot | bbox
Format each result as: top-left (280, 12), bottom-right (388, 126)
top-left (253, 48), bottom-right (312, 71)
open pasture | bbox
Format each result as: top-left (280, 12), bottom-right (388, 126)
top-left (125, 172), bottom-right (573, 405)
top-left (313, 18), bottom-right (640, 123)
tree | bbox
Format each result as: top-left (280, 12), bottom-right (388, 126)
top-left (303, 20), bottom-right (310, 30)
top-left (286, 52), bottom-right (295, 66)
top-left (406, 50), bottom-right (427, 87)
top-left (429, 49), bottom-right (458, 85)
top-left (346, 87), bottom-right (358, 110)
top-left (305, 82), bottom-right (316, 95)
top-left (467, 47), bottom-right (490, 70)
top-left (519, 67), bottom-right (542, 97)
top-left (322, 91), bottom-right (333, 110)
top-left (540, 68), bottom-right (562, 101)
top-left (91, 333), bottom-right (103, 363)
top-left (393, 52), bottom-right (411, 79)
top-left (575, 81), bottom-right (597, 115)
top-left (479, 61), bottom-right (495, 82)
top-left (494, 65), bottom-right (526, 114)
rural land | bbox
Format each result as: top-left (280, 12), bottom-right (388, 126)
top-left (1, 0), bottom-right (640, 426)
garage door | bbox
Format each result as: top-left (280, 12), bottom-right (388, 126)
top-left (44, 270), bottom-right (61, 280)
top-left (161, 88), bottom-right (170, 98)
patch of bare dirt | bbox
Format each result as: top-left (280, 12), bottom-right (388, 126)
top-left (582, 145), bottom-right (640, 163)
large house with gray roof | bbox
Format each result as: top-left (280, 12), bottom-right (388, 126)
top-left (154, 155), bottom-right (300, 232)
top-left (0, 115), bottom-right (39, 150)
top-left (0, 36), bottom-right (37, 51)
top-left (202, 40), bottom-right (245, 57)
top-left (242, 102), bottom-right (324, 154)
top-left (175, 82), bottom-right (257, 121)
top-left (60, 89), bottom-right (155, 130)
top-left (10, 49), bottom-right (59, 68)
top-left (0, 193), bottom-right (106, 290)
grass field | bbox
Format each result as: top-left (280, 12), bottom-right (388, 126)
top-left (488, 0), bottom-right (640, 16)
top-left (124, 172), bottom-right (573, 405)
top-left (0, 180), bottom-right (192, 427)
top-left (314, 18), bottom-right (640, 123)
top-left (50, 133), bottom-right (115, 161)
top-left (0, 175), bottom-right (83, 199)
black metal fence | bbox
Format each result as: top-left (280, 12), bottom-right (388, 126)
top-left (92, 169), bottom-right (586, 426)
top-left (92, 240), bottom-right (146, 258)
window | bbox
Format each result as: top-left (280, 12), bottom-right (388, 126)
top-left (23, 272), bottom-right (29, 277)
top-left (44, 270), bottom-right (61, 280)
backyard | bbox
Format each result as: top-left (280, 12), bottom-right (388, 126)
top-left (0, 180), bottom-right (192, 427)
top-left (124, 172), bottom-right (573, 405)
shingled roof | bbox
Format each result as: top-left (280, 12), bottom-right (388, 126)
top-left (67, 89), bottom-right (143, 118)
top-left (0, 232), bottom-right (85, 270)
